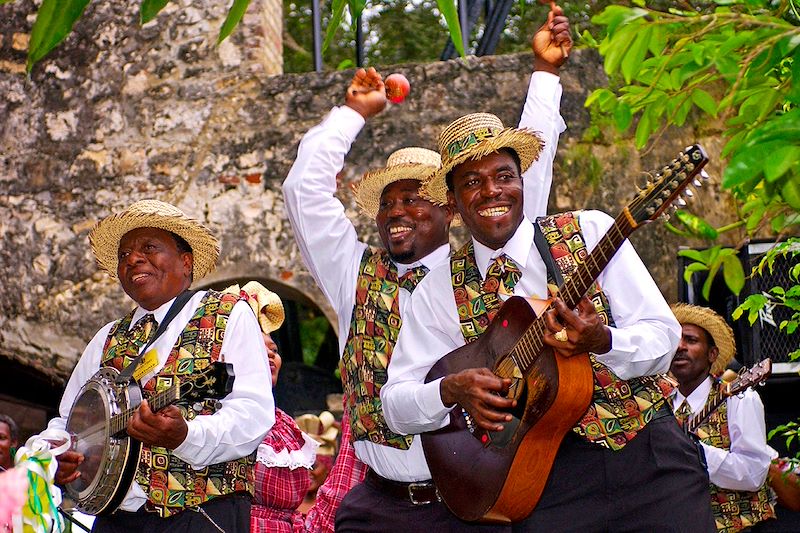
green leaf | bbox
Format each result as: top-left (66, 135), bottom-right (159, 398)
top-left (691, 88), bottom-right (718, 117)
top-left (140, 0), bottom-right (170, 24)
top-left (782, 176), bottom-right (800, 209)
top-left (621, 26), bottom-right (652, 83)
top-left (613, 102), bottom-right (633, 131)
top-left (678, 249), bottom-right (710, 263)
top-left (436, 0), bottom-right (465, 57)
top-left (763, 146), bottom-right (800, 182)
top-left (602, 25), bottom-right (638, 76)
top-left (26, 0), bottom-right (91, 72)
top-left (323, 0), bottom-right (348, 53)
top-left (722, 254), bottom-right (745, 295)
top-left (634, 107), bottom-right (654, 149)
top-left (348, 0), bottom-right (367, 20)
top-left (683, 262), bottom-right (710, 283)
top-left (218, 0), bottom-right (252, 44)
top-left (674, 210), bottom-right (719, 240)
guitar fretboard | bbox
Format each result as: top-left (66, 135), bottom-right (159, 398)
top-left (109, 385), bottom-right (181, 436)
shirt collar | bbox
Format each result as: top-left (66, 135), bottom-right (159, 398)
top-left (130, 295), bottom-right (179, 329)
top-left (472, 216), bottom-right (534, 279)
top-left (394, 243), bottom-right (450, 277)
top-left (671, 375), bottom-right (714, 413)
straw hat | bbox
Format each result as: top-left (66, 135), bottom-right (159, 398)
top-left (671, 303), bottom-right (736, 377)
top-left (295, 411), bottom-right (339, 456)
top-left (354, 147), bottom-right (441, 219)
top-left (223, 281), bottom-right (285, 333)
top-left (423, 113), bottom-right (543, 206)
top-left (89, 199), bottom-right (220, 281)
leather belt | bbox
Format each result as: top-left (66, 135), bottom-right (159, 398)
top-left (366, 470), bottom-right (441, 506)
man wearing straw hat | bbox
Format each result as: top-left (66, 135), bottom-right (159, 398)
top-left (48, 200), bottom-right (274, 531)
top-left (283, 10), bottom-right (571, 531)
top-left (382, 113), bottom-right (716, 530)
top-left (670, 304), bottom-right (776, 531)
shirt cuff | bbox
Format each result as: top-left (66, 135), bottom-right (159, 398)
top-left (322, 105), bottom-right (366, 143)
top-left (171, 419), bottom-right (202, 468)
top-left (529, 70), bottom-right (560, 96)
top-left (423, 378), bottom-right (455, 428)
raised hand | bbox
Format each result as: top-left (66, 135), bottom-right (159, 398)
top-left (345, 67), bottom-right (387, 119)
top-left (543, 296), bottom-right (612, 356)
top-left (532, 4), bottom-right (572, 73)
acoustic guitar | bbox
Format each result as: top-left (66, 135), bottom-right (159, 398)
top-left (64, 361), bottom-right (234, 515)
top-left (684, 358), bottom-right (772, 434)
top-left (422, 145), bottom-right (709, 524)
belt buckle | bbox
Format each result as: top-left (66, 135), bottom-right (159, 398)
top-left (407, 482), bottom-right (441, 506)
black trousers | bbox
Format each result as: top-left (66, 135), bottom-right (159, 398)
top-left (92, 494), bottom-right (251, 533)
top-left (335, 474), bottom-right (512, 533)
top-left (512, 416), bottom-right (716, 533)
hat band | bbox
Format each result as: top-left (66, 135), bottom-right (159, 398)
top-left (446, 127), bottom-right (501, 160)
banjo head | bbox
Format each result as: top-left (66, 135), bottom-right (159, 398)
top-left (65, 367), bottom-right (141, 515)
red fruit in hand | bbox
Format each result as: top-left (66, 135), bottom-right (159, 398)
top-left (385, 73), bottom-right (410, 104)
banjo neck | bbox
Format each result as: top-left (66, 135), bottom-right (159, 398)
top-left (109, 384), bottom-right (181, 436)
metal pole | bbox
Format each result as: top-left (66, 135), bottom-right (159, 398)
top-left (355, 15), bottom-right (364, 67)
top-left (312, 0), bottom-right (323, 72)
top-left (458, 0), bottom-right (469, 54)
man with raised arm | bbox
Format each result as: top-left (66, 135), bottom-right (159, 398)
top-left (282, 10), bottom-right (571, 531)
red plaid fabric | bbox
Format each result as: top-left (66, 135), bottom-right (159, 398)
top-left (304, 405), bottom-right (368, 533)
top-left (251, 409), bottom-right (311, 533)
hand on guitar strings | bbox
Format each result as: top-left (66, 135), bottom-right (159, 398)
top-left (543, 297), bottom-right (612, 356)
top-left (128, 400), bottom-right (189, 449)
top-left (54, 448), bottom-right (84, 486)
top-left (440, 368), bottom-right (517, 433)
top-left (345, 67), bottom-right (387, 119)
top-left (532, 3), bottom-right (572, 74)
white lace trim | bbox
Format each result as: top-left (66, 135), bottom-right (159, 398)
top-left (255, 431), bottom-right (319, 470)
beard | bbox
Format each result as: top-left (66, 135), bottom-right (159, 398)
top-left (388, 247), bottom-right (415, 263)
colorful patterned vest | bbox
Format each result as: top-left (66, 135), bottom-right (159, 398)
top-left (695, 385), bottom-right (776, 532)
top-left (340, 247), bottom-right (414, 450)
top-left (450, 212), bottom-right (673, 451)
top-left (102, 290), bottom-right (255, 517)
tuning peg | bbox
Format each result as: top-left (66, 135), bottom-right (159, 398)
top-left (661, 212), bottom-right (671, 222)
top-left (700, 170), bottom-right (710, 180)
top-left (684, 189), bottom-right (694, 198)
top-left (676, 198), bottom-right (687, 207)
top-left (692, 178), bottom-right (702, 187)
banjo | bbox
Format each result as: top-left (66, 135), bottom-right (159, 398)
top-left (64, 361), bottom-right (234, 515)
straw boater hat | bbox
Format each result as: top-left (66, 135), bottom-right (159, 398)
top-left (354, 147), bottom-right (441, 219)
top-left (89, 199), bottom-right (220, 281)
top-left (422, 112), bottom-right (544, 206)
top-left (295, 411), bottom-right (339, 457)
top-left (223, 281), bottom-right (285, 334)
top-left (671, 303), bottom-right (736, 377)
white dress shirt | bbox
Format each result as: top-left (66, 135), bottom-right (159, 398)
top-left (672, 376), bottom-right (773, 491)
top-left (282, 71), bottom-right (565, 481)
top-left (49, 290), bottom-right (275, 511)
top-left (381, 212), bottom-right (681, 448)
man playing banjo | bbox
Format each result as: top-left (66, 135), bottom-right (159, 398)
top-left (48, 200), bottom-right (274, 532)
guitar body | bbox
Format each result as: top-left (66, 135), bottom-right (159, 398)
top-left (63, 362), bottom-right (235, 515)
top-left (422, 297), bottom-right (594, 523)
top-left (65, 367), bottom-right (143, 515)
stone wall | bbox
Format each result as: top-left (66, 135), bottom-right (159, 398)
top-left (0, 0), bottom-right (738, 383)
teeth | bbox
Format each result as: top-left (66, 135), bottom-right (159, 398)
top-left (389, 226), bottom-right (412, 235)
top-left (133, 273), bottom-right (148, 281)
top-left (479, 207), bottom-right (509, 217)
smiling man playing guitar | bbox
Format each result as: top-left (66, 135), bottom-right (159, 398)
top-left (47, 200), bottom-right (274, 532)
top-left (381, 114), bottom-right (716, 531)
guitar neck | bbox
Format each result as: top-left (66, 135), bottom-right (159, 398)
top-left (110, 385), bottom-right (181, 436)
top-left (514, 212), bottom-right (636, 372)
top-left (686, 385), bottom-right (730, 433)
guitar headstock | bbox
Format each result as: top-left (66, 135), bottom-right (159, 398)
top-left (628, 145), bottom-right (709, 225)
top-left (725, 358), bottom-right (772, 396)
top-left (180, 361), bottom-right (236, 401)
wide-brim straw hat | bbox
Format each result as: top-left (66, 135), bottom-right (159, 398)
top-left (295, 411), bottom-right (339, 456)
top-left (671, 303), bottom-right (736, 377)
top-left (223, 281), bottom-right (285, 334)
top-left (355, 147), bottom-right (441, 219)
top-left (423, 112), bottom-right (543, 206)
top-left (89, 199), bottom-right (220, 281)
